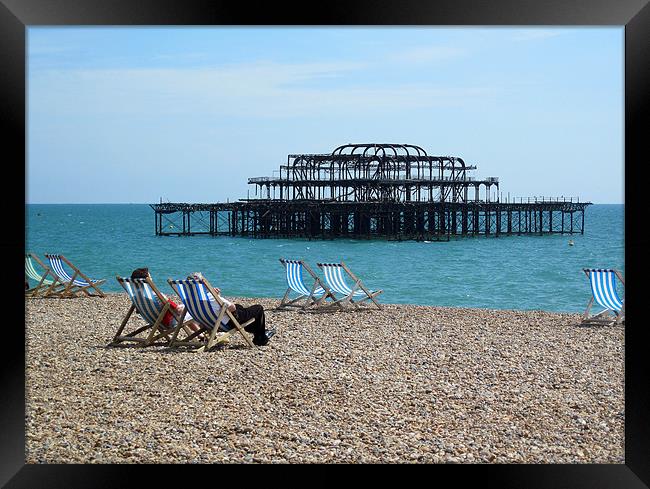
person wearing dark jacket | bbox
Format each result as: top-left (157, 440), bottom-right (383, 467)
top-left (187, 272), bottom-right (275, 346)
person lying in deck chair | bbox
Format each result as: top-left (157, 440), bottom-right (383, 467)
top-left (187, 272), bottom-right (276, 346)
top-left (131, 267), bottom-right (202, 334)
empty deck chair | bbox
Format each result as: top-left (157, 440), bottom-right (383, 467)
top-left (317, 261), bottom-right (383, 309)
top-left (44, 254), bottom-right (106, 298)
top-left (581, 268), bottom-right (625, 326)
top-left (277, 258), bottom-right (335, 311)
top-left (25, 253), bottom-right (65, 297)
top-left (110, 276), bottom-right (195, 347)
top-left (167, 276), bottom-right (256, 351)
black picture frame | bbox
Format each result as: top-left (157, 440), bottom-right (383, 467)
top-left (5, 0), bottom-right (648, 486)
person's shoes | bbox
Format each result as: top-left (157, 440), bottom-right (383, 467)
top-left (253, 329), bottom-right (276, 346)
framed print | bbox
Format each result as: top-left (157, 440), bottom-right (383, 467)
top-left (5, 0), bottom-right (648, 486)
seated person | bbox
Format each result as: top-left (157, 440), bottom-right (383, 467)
top-left (130, 267), bottom-right (201, 333)
top-left (187, 272), bottom-right (275, 346)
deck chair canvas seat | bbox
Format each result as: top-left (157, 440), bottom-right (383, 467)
top-left (44, 254), bottom-right (106, 298)
top-left (581, 268), bottom-right (625, 326)
top-left (277, 259), bottom-right (336, 311)
top-left (167, 276), bottom-right (256, 351)
top-left (25, 253), bottom-right (66, 297)
top-left (317, 261), bottom-right (383, 310)
top-left (110, 276), bottom-right (196, 347)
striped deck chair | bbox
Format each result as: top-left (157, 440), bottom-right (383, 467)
top-left (581, 268), bottom-right (625, 326)
top-left (110, 276), bottom-right (195, 347)
top-left (317, 261), bottom-right (383, 310)
top-left (167, 276), bottom-right (256, 351)
top-left (25, 253), bottom-right (65, 297)
top-left (277, 258), bottom-right (335, 311)
top-left (44, 254), bottom-right (106, 298)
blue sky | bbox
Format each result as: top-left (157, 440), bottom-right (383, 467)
top-left (27, 27), bottom-right (623, 204)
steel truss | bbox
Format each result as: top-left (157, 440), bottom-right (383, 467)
top-left (151, 143), bottom-right (591, 239)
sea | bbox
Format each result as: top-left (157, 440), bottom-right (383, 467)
top-left (25, 204), bottom-right (624, 314)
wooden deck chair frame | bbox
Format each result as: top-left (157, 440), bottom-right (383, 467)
top-left (277, 258), bottom-right (337, 311)
top-left (110, 276), bottom-right (196, 347)
top-left (581, 268), bottom-right (625, 326)
top-left (25, 253), bottom-right (66, 298)
top-left (317, 261), bottom-right (383, 310)
top-left (167, 276), bottom-right (256, 351)
top-left (44, 254), bottom-right (106, 298)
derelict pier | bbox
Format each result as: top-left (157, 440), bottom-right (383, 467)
top-left (151, 143), bottom-right (591, 240)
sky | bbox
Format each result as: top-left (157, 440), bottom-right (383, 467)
top-left (26, 27), bottom-right (624, 204)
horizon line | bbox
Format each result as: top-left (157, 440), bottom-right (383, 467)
top-left (25, 201), bottom-right (624, 205)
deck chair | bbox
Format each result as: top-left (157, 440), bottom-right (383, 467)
top-left (317, 261), bottom-right (383, 310)
top-left (167, 276), bottom-right (256, 351)
top-left (277, 258), bottom-right (336, 311)
top-left (44, 254), bottom-right (106, 298)
top-left (110, 276), bottom-right (196, 347)
top-left (581, 268), bottom-right (625, 326)
top-left (25, 253), bottom-right (65, 297)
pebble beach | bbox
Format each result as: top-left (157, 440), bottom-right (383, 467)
top-left (25, 293), bottom-right (624, 464)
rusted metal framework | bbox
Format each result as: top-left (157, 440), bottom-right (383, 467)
top-left (249, 143), bottom-right (497, 204)
top-left (151, 143), bottom-right (591, 240)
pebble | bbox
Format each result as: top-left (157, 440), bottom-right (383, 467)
top-left (25, 294), bottom-right (624, 463)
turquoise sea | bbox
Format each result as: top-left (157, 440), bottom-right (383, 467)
top-left (25, 204), bottom-right (624, 313)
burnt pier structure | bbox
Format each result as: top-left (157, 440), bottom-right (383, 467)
top-left (151, 143), bottom-right (591, 240)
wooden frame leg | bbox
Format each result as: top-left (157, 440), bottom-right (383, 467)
top-left (110, 305), bottom-right (136, 345)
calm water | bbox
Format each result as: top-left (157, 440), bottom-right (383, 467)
top-left (25, 204), bottom-right (624, 313)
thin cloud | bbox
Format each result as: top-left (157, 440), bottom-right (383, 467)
top-left (511, 29), bottom-right (563, 41)
top-left (389, 45), bottom-right (467, 64)
top-left (29, 61), bottom-right (490, 119)
top-left (151, 52), bottom-right (210, 61)
top-left (27, 42), bottom-right (77, 56)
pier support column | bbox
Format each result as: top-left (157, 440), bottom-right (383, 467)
top-left (462, 208), bottom-right (468, 234)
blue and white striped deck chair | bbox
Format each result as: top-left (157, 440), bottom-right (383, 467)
top-left (167, 276), bottom-right (256, 351)
top-left (317, 261), bottom-right (383, 310)
top-left (44, 254), bottom-right (106, 298)
top-left (25, 253), bottom-right (65, 297)
top-left (277, 258), bottom-right (334, 311)
top-left (111, 276), bottom-right (189, 346)
top-left (581, 268), bottom-right (625, 326)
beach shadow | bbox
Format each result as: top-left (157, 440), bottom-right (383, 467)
top-left (92, 337), bottom-right (256, 353)
top-left (92, 342), bottom-right (171, 351)
top-left (270, 305), bottom-right (379, 315)
top-left (575, 321), bottom-right (624, 328)
top-left (299, 308), bottom-right (376, 315)
top-left (155, 343), bottom-right (254, 354)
